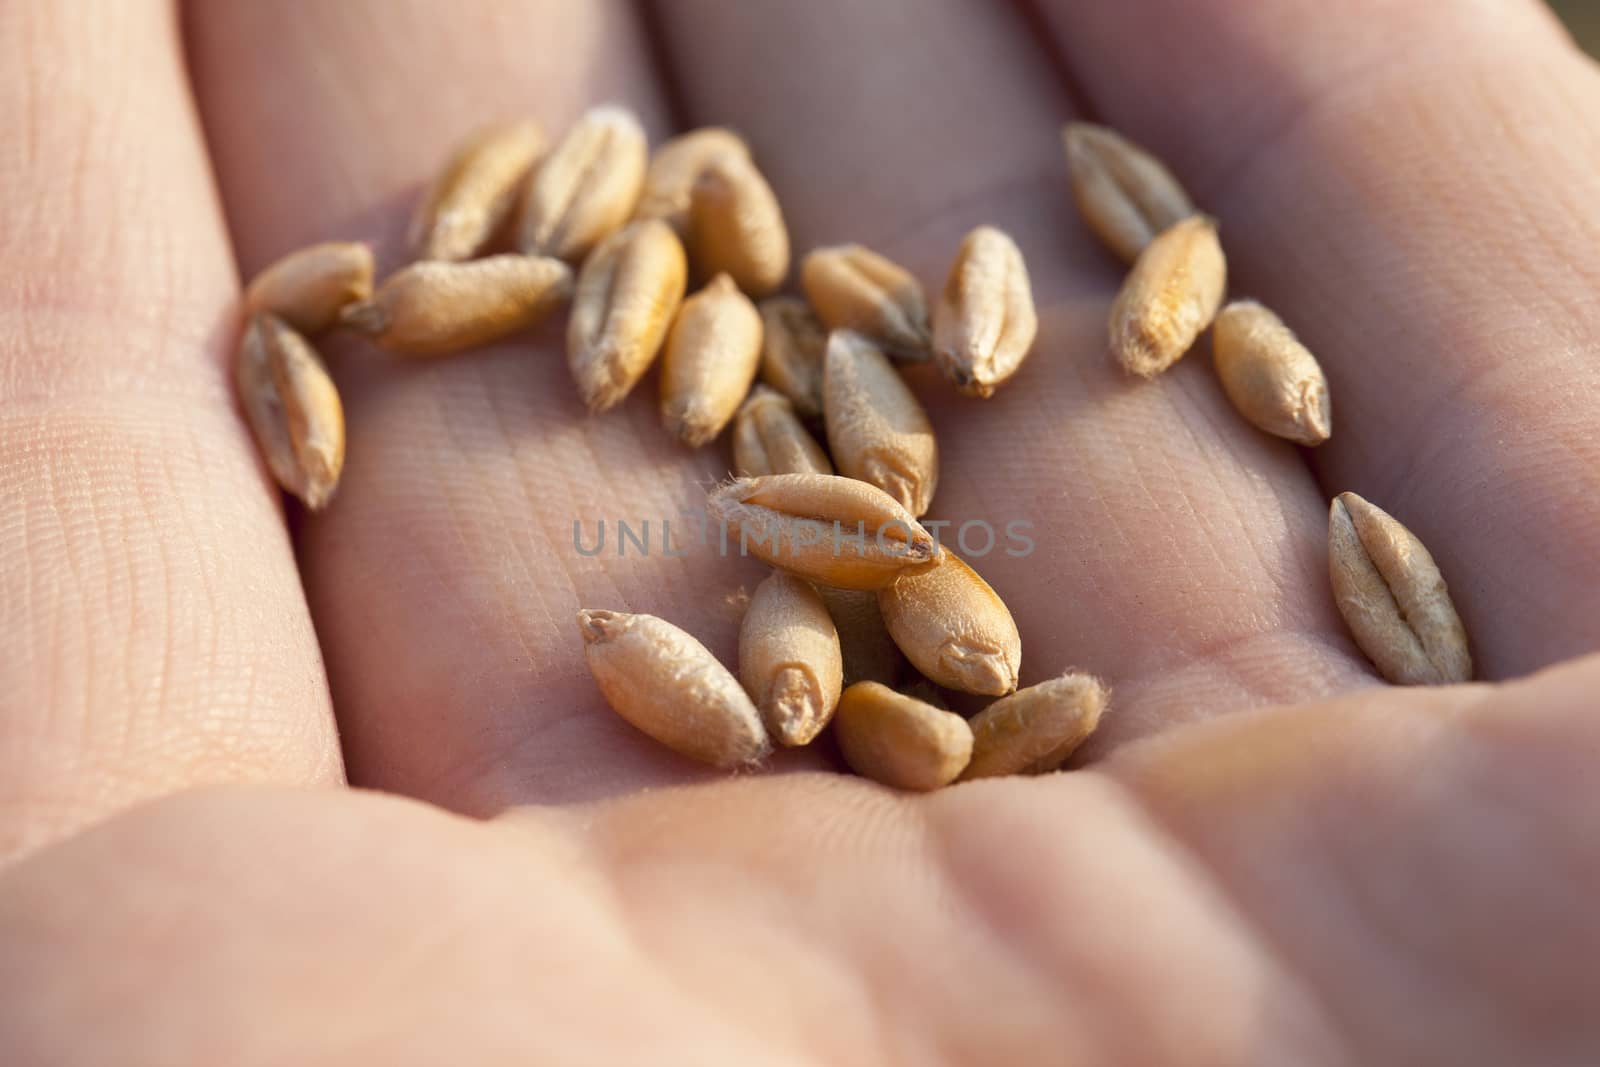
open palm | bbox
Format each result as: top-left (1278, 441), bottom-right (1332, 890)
top-left (4, 1), bottom-right (1600, 1062)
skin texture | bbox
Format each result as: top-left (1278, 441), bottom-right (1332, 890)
top-left (2, 0), bottom-right (1600, 1061)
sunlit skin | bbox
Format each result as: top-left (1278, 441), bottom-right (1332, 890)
top-left (3, 1), bottom-right (1600, 1062)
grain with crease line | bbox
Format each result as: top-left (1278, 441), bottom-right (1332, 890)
top-left (802, 243), bottom-right (931, 361)
top-left (568, 220), bottom-right (688, 412)
top-left (824, 329), bottom-right (939, 517)
top-left (236, 313), bottom-right (344, 511)
top-left (519, 106), bottom-right (647, 264)
top-left (1328, 492), bottom-right (1470, 685)
top-left (635, 127), bottom-right (749, 234)
top-left (732, 386), bottom-right (833, 477)
top-left (932, 225), bottom-right (1037, 398)
top-left (409, 119), bottom-right (545, 262)
top-left (707, 473), bottom-right (937, 591)
top-left (1063, 122), bottom-right (1195, 264)
top-left (758, 297), bottom-right (828, 417)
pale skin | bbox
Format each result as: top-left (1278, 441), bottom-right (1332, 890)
top-left (3, 0), bottom-right (1600, 1062)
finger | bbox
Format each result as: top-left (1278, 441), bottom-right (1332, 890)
top-left (9, 655), bottom-right (1599, 1062)
top-left (1034, 0), bottom-right (1600, 677)
top-left (187, 0), bottom-right (838, 811)
top-left (1107, 650), bottom-right (1600, 1063)
top-left (649, 0), bottom-right (1372, 750)
top-left (0, 0), bottom-right (341, 862)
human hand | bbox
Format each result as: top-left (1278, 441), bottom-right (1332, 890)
top-left (3, 0), bottom-right (1599, 1062)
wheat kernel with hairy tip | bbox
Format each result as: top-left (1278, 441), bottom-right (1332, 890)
top-left (236, 314), bottom-right (344, 511)
top-left (833, 682), bottom-right (973, 791)
top-left (577, 609), bottom-right (770, 768)
top-left (707, 474), bottom-right (938, 591)
top-left (408, 119), bottom-right (544, 263)
top-left (1329, 492), bottom-right (1471, 685)
top-left (1109, 215), bottom-right (1227, 378)
top-left (960, 672), bottom-right (1108, 781)
top-left (339, 255), bottom-right (571, 356)
top-left (688, 154), bottom-right (790, 298)
top-left (819, 587), bottom-right (905, 688)
top-left (739, 571), bottom-right (844, 747)
top-left (877, 550), bottom-right (1020, 697)
top-left (518, 105), bottom-right (647, 263)
top-left (1212, 300), bottom-right (1332, 446)
top-left (758, 297), bottom-right (827, 417)
top-left (244, 242), bottom-right (374, 336)
top-left (568, 220), bottom-right (688, 412)
top-left (1003, 675), bottom-right (1110, 774)
top-left (933, 225), bottom-right (1037, 398)
top-left (635, 127), bottom-right (750, 234)
top-left (1063, 122), bottom-right (1195, 265)
top-left (824, 329), bottom-right (939, 517)
top-left (659, 274), bottom-right (764, 447)
top-left (802, 244), bottom-right (931, 361)
top-left (732, 386), bottom-right (832, 477)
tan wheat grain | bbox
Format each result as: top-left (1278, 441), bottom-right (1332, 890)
top-left (519, 106), bottom-right (647, 263)
top-left (1329, 492), bottom-right (1471, 685)
top-left (877, 550), bottom-right (1020, 696)
top-left (244, 242), bottom-right (374, 336)
top-left (707, 473), bottom-right (938, 590)
top-left (578, 608), bottom-right (770, 767)
top-left (802, 244), bottom-right (931, 361)
top-left (833, 681), bottom-right (973, 791)
top-left (409, 119), bottom-right (545, 262)
top-left (1108, 215), bottom-right (1226, 378)
top-left (634, 127), bottom-right (749, 234)
top-left (960, 672), bottom-right (1108, 780)
top-left (732, 386), bottom-right (833, 477)
top-left (340, 254), bottom-right (571, 355)
top-left (1063, 122), bottom-right (1195, 264)
top-left (660, 274), bottom-right (764, 446)
top-left (568, 220), bottom-right (688, 411)
top-left (932, 225), bottom-right (1037, 398)
top-left (739, 571), bottom-right (844, 746)
top-left (1212, 300), bottom-right (1332, 446)
top-left (757, 296), bottom-right (828, 417)
top-left (823, 329), bottom-right (938, 517)
top-left (687, 154), bottom-right (790, 298)
top-left (236, 313), bottom-right (344, 511)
